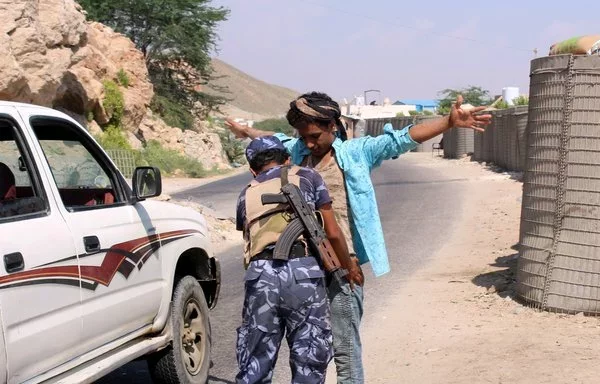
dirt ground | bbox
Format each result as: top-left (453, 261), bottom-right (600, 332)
top-left (354, 154), bottom-right (600, 384)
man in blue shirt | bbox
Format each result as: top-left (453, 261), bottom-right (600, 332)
top-left (227, 93), bottom-right (491, 383)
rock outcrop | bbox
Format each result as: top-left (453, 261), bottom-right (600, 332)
top-left (0, 0), bottom-right (231, 170)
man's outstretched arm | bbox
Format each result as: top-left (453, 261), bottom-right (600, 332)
top-left (408, 95), bottom-right (492, 143)
top-left (225, 118), bottom-right (275, 139)
top-left (358, 95), bottom-right (493, 169)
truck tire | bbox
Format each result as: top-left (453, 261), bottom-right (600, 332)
top-left (148, 276), bottom-right (211, 384)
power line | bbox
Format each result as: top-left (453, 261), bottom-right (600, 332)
top-left (296, 0), bottom-right (535, 54)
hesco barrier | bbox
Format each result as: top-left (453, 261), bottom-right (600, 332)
top-left (514, 106), bottom-right (529, 171)
top-left (443, 127), bottom-right (474, 158)
top-left (516, 54), bottom-right (600, 314)
top-left (413, 115), bottom-right (443, 152)
top-left (473, 126), bottom-right (483, 162)
top-left (472, 107), bottom-right (529, 171)
top-left (494, 109), bottom-right (507, 168)
top-left (478, 111), bottom-right (494, 162)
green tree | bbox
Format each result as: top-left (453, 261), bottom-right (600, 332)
top-left (437, 86), bottom-right (492, 114)
top-left (78, 0), bottom-right (230, 123)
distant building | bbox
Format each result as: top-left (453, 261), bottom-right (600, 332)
top-left (340, 96), bottom-right (415, 119)
top-left (394, 99), bottom-right (440, 114)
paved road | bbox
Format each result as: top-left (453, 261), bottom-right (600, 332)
top-left (97, 156), bottom-right (468, 383)
top-left (171, 171), bottom-right (254, 219)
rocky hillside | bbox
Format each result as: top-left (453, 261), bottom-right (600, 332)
top-left (208, 58), bottom-right (299, 121)
top-left (0, 0), bottom-right (231, 170)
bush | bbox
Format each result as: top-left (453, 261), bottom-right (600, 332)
top-left (423, 110), bottom-right (434, 116)
top-left (150, 95), bottom-right (195, 131)
top-left (102, 80), bottom-right (125, 125)
top-left (218, 130), bottom-right (246, 164)
top-left (253, 118), bottom-right (295, 136)
top-left (116, 68), bottom-right (130, 88)
top-left (395, 112), bottom-right (405, 117)
top-left (408, 110), bottom-right (422, 116)
top-left (94, 124), bottom-right (131, 150)
top-left (495, 100), bottom-right (509, 109)
top-left (513, 95), bottom-right (529, 106)
top-left (141, 140), bottom-right (207, 178)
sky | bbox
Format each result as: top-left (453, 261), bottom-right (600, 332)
top-left (211, 0), bottom-right (600, 103)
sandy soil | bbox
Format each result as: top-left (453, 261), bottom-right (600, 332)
top-left (356, 154), bottom-right (600, 384)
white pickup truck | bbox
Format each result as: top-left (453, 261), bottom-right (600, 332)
top-left (0, 101), bottom-right (220, 384)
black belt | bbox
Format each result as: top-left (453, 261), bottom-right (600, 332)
top-left (251, 242), bottom-right (309, 261)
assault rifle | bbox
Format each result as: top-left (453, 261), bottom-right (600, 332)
top-left (261, 181), bottom-right (348, 284)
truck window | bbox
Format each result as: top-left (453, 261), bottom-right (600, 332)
top-left (30, 118), bottom-right (124, 210)
top-left (0, 118), bottom-right (47, 221)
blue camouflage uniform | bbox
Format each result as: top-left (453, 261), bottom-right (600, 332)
top-left (235, 137), bottom-right (335, 384)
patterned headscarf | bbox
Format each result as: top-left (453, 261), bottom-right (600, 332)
top-left (289, 93), bottom-right (348, 141)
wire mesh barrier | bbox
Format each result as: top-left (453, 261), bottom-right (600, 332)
top-left (516, 54), bottom-right (600, 314)
top-left (515, 106), bottom-right (529, 171)
top-left (473, 126), bottom-right (483, 162)
top-left (106, 149), bottom-right (136, 178)
top-left (494, 109), bottom-right (507, 168)
top-left (443, 127), bottom-right (474, 159)
top-left (472, 107), bottom-right (529, 171)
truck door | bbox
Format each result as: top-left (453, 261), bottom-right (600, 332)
top-left (0, 109), bottom-right (82, 382)
top-left (21, 111), bottom-right (164, 356)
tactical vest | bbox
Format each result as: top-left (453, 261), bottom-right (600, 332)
top-left (243, 166), bottom-right (301, 266)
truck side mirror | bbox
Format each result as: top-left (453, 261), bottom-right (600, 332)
top-left (133, 166), bottom-right (162, 201)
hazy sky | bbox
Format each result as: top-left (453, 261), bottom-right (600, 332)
top-left (212, 0), bottom-right (600, 103)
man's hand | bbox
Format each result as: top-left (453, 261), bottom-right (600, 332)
top-left (449, 95), bottom-right (492, 132)
top-left (225, 117), bottom-right (274, 139)
top-left (224, 118), bottom-right (249, 139)
top-left (346, 256), bottom-right (364, 290)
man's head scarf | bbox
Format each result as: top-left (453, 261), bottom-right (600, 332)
top-left (289, 93), bottom-right (348, 141)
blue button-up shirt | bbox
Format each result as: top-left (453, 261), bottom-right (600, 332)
top-left (275, 123), bottom-right (418, 277)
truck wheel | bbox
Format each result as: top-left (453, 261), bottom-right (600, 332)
top-left (148, 276), bottom-right (211, 384)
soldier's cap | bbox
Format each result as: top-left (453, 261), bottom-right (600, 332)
top-left (245, 136), bottom-right (287, 162)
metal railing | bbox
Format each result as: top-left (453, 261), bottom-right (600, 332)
top-left (106, 149), bottom-right (136, 178)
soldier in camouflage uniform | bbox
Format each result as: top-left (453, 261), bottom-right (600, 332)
top-left (235, 136), bottom-right (355, 384)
